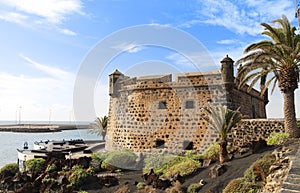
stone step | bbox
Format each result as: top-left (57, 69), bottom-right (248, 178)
top-left (282, 182), bottom-right (300, 191)
top-left (281, 189), bottom-right (300, 193)
top-left (285, 176), bottom-right (300, 184)
top-left (288, 167), bottom-right (300, 175)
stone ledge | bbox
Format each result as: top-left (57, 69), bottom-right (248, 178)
top-left (282, 182), bottom-right (300, 190)
top-left (281, 189), bottom-right (300, 193)
top-left (285, 175), bottom-right (300, 184)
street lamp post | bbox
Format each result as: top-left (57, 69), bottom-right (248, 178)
top-left (19, 106), bottom-right (22, 125)
top-left (49, 109), bottom-right (52, 125)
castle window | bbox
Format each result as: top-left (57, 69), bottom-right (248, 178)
top-left (155, 139), bottom-right (165, 148)
top-left (185, 100), bottom-right (195, 109)
top-left (183, 140), bottom-right (193, 150)
top-left (158, 101), bottom-right (167, 109)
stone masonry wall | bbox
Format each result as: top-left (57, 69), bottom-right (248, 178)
top-left (106, 69), bottom-right (269, 153)
top-left (230, 119), bottom-right (285, 147)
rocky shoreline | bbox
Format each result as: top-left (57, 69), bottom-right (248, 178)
top-left (0, 124), bottom-right (89, 133)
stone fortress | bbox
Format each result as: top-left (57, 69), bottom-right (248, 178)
top-left (105, 55), bottom-right (275, 153)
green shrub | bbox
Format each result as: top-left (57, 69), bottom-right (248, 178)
top-left (101, 149), bottom-right (137, 171)
top-left (144, 156), bottom-right (201, 178)
top-left (201, 143), bottom-right (219, 161)
top-left (25, 158), bottom-right (45, 173)
top-left (267, 133), bottom-right (289, 146)
top-left (91, 153), bottom-right (107, 172)
top-left (136, 182), bottom-right (145, 189)
top-left (67, 165), bottom-right (94, 187)
top-left (187, 183), bottom-right (203, 193)
top-left (0, 163), bottom-right (19, 177)
top-left (165, 158), bottom-right (201, 178)
top-left (143, 154), bottom-right (175, 174)
top-left (297, 122), bottom-right (300, 129)
top-left (223, 177), bottom-right (261, 193)
top-left (244, 154), bottom-right (276, 183)
top-left (45, 163), bottom-right (57, 174)
top-left (184, 150), bottom-right (203, 161)
top-left (42, 176), bottom-right (57, 184)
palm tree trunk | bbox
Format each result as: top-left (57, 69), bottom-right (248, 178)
top-left (219, 140), bottom-right (229, 164)
top-left (283, 91), bottom-right (300, 138)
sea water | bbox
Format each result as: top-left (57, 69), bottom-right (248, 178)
top-left (0, 128), bottom-right (102, 168)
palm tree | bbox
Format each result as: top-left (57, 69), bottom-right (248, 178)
top-left (204, 106), bottom-right (242, 164)
top-left (89, 116), bottom-right (108, 140)
top-left (236, 15), bottom-right (300, 138)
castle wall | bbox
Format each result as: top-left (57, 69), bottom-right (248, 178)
top-left (230, 119), bottom-right (285, 147)
top-left (106, 70), bottom-right (268, 153)
top-left (106, 56), bottom-right (268, 153)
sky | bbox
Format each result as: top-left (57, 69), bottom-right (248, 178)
top-left (0, 0), bottom-right (299, 122)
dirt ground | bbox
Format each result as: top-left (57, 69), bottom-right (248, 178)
top-left (85, 139), bottom-right (299, 193)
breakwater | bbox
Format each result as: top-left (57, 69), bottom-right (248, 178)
top-left (0, 124), bottom-right (89, 133)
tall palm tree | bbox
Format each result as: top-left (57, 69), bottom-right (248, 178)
top-left (236, 15), bottom-right (300, 138)
top-left (204, 106), bottom-right (242, 164)
top-left (89, 116), bottom-right (108, 140)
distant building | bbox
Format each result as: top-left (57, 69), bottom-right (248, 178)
top-left (106, 56), bottom-right (268, 153)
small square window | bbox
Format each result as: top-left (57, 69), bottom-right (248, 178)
top-left (185, 100), bottom-right (194, 109)
top-left (158, 101), bottom-right (167, 109)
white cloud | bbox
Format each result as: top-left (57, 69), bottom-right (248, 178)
top-left (166, 52), bottom-right (216, 71)
top-left (0, 0), bottom-right (84, 35)
top-left (20, 54), bottom-right (73, 80)
top-left (0, 11), bottom-right (28, 25)
top-left (182, 0), bottom-right (294, 36)
top-left (58, 28), bottom-right (77, 36)
top-left (0, 55), bottom-right (75, 121)
top-left (112, 42), bottom-right (145, 53)
top-left (217, 39), bottom-right (242, 45)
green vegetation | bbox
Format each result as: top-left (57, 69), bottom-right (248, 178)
top-left (136, 182), bottom-right (145, 189)
top-left (223, 178), bottom-right (261, 193)
top-left (244, 154), bottom-right (275, 183)
top-left (204, 106), bottom-right (242, 164)
top-left (165, 157), bottom-right (201, 177)
top-left (201, 143), bottom-right (219, 161)
top-left (0, 163), bottom-right (19, 177)
top-left (224, 153), bottom-right (276, 193)
top-left (143, 154), bottom-right (175, 174)
top-left (91, 152), bottom-right (108, 172)
top-left (65, 165), bottom-right (94, 187)
top-left (267, 132), bottom-right (289, 146)
top-left (101, 149), bottom-right (137, 171)
top-left (236, 15), bottom-right (300, 138)
top-left (144, 155), bottom-right (200, 178)
top-left (184, 150), bottom-right (202, 161)
top-left (187, 183), bottom-right (203, 193)
top-left (90, 115), bottom-right (108, 139)
top-left (25, 158), bottom-right (45, 174)
top-left (45, 163), bottom-right (57, 174)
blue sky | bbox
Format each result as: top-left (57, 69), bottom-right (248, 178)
top-left (0, 0), bottom-right (299, 122)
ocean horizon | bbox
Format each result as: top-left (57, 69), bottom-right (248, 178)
top-left (0, 120), bottom-right (92, 125)
top-left (0, 128), bottom-right (102, 168)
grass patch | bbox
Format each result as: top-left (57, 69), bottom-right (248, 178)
top-left (136, 182), bottom-right (145, 189)
top-left (144, 155), bottom-right (201, 178)
top-left (244, 153), bottom-right (276, 183)
top-left (101, 149), bottom-right (137, 171)
top-left (143, 154), bottom-right (175, 174)
top-left (187, 183), bottom-right (203, 193)
top-left (201, 143), bottom-right (219, 161)
top-left (223, 177), bottom-right (261, 193)
top-left (267, 132), bottom-right (289, 146)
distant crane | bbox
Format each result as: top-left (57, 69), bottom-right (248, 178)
top-left (295, 0), bottom-right (300, 30)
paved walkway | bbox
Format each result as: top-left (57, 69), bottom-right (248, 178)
top-left (280, 141), bottom-right (300, 193)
